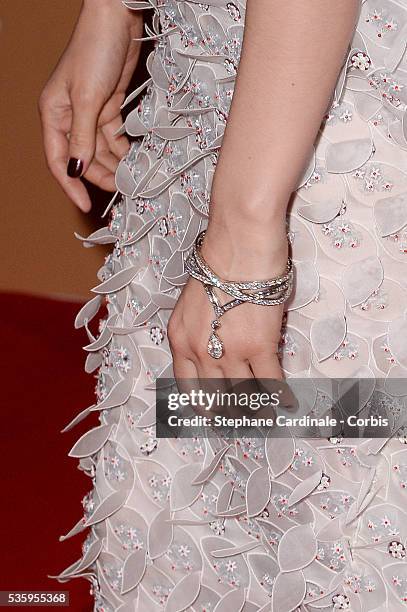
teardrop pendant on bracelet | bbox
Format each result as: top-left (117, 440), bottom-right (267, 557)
top-left (208, 331), bottom-right (224, 359)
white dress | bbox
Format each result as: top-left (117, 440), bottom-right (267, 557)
top-left (54, 1), bottom-right (407, 610)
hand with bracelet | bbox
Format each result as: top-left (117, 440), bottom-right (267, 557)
top-left (168, 0), bottom-right (360, 381)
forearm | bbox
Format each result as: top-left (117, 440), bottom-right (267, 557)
top-left (80, 0), bottom-right (144, 76)
top-left (210, 0), bottom-right (360, 231)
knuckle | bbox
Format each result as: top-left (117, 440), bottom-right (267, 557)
top-left (69, 132), bottom-right (90, 148)
top-left (167, 317), bottom-right (184, 352)
top-left (194, 347), bottom-right (208, 363)
top-left (70, 86), bottom-right (99, 107)
top-left (37, 91), bottom-right (50, 115)
top-left (227, 333), bottom-right (250, 355)
top-left (188, 333), bottom-right (207, 358)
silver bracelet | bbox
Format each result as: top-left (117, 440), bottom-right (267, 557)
top-left (185, 230), bottom-right (294, 359)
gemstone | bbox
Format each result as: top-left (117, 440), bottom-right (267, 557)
top-left (208, 331), bottom-right (223, 359)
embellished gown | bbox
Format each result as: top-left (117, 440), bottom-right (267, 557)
top-left (55, 0), bottom-right (407, 610)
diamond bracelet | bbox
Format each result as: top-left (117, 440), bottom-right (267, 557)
top-left (185, 230), bottom-right (294, 359)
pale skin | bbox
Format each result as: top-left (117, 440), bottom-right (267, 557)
top-left (39, 0), bottom-right (361, 381)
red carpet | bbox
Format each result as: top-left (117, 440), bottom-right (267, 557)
top-left (0, 292), bottom-right (102, 610)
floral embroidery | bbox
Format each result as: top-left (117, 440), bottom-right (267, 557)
top-left (388, 540), bottom-right (406, 559)
top-left (101, 558), bottom-right (124, 593)
top-left (365, 7), bottom-right (399, 39)
top-left (139, 435), bottom-right (158, 456)
top-left (150, 252), bottom-right (168, 279)
top-left (148, 471), bottom-right (171, 502)
top-left (351, 163), bottom-right (393, 194)
top-left (345, 571), bottom-right (377, 593)
top-left (95, 370), bottom-right (108, 402)
top-left (151, 583), bottom-right (172, 606)
top-left (317, 541), bottom-right (347, 571)
top-left (366, 511), bottom-right (400, 542)
top-left (82, 490), bottom-right (98, 519)
top-left (236, 437), bottom-right (265, 461)
top-left (332, 593), bottom-right (350, 609)
top-left (318, 491), bottom-right (354, 518)
top-left (334, 446), bottom-right (358, 467)
top-left (398, 426), bottom-right (407, 445)
top-left (332, 338), bottom-right (360, 361)
top-left (385, 228), bottom-right (407, 254)
top-left (167, 539), bottom-right (199, 572)
top-left (278, 330), bottom-right (299, 358)
top-left (150, 326), bottom-right (165, 345)
top-left (360, 287), bottom-right (388, 311)
top-left (317, 473), bottom-right (331, 491)
top-left (322, 217), bottom-right (361, 249)
top-left (104, 443), bottom-right (129, 484)
top-left (301, 166), bottom-right (326, 190)
top-left (212, 558), bottom-right (245, 587)
top-left (365, 390), bottom-right (403, 419)
top-left (324, 101), bottom-right (353, 125)
top-left (369, 72), bottom-right (406, 111)
top-left (350, 51), bottom-right (371, 71)
top-left (227, 3), bottom-right (241, 22)
top-left (209, 519), bottom-right (225, 536)
top-left (114, 523), bottom-right (145, 551)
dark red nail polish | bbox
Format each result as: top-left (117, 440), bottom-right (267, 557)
top-left (67, 158), bottom-right (83, 178)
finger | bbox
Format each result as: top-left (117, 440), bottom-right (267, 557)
top-left (219, 363), bottom-right (267, 421)
top-left (82, 160), bottom-right (116, 192)
top-left (101, 115), bottom-right (131, 159)
top-left (222, 359), bottom-right (254, 380)
top-left (195, 358), bottom-right (234, 417)
top-left (67, 90), bottom-right (103, 179)
top-left (197, 360), bottom-right (225, 380)
top-left (173, 355), bottom-right (198, 381)
top-left (249, 353), bottom-right (295, 410)
top-left (95, 130), bottom-right (122, 172)
top-left (249, 353), bottom-right (282, 380)
top-left (173, 356), bottom-right (208, 418)
top-left (41, 120), bottom-right (92, 212)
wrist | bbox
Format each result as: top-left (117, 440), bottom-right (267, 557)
top-left (201, 217), bottom-right (290, 282)
top-left (84, 0), bottom-right (141, 24)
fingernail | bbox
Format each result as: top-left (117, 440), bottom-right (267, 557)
top-left (67, 158), bottom-right (83, 178)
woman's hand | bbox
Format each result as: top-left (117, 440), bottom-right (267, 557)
top-left (38, 0), bottom-right (143, 212)
top-left (168, 217), bottom-right (289, 381)
top-left (167, 0), bottom-right (359, 382)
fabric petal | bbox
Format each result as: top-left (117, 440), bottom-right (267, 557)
top-left (164, 572), bottom-right (201, 612)
top-left (148, 506), bottom-right (173, 560)
top-left (121, 548), bottom-right (146, 594)
top-left (68, 424), bottom-right (113, 458)
top-left (84, 489), bottom-right (129, 526)
top-left (374, 192), bottom-right (407, 237)
top-left (286, 261), bottom-right (319, 311)
top-left (325, 137), bottom-right (374, 173)
top-left (248, 553), bottom-right (279, 596)
top-left (266, 434), bottom-right (295, 478)
top-left (74, 296), bottom-right (102, 329)
top-left (91, 266), bottom-right (140, 294)
top-left (388, 315), bottom-right (407, 369)
top-left (170, 463), bottom-right (204, 511)
top-left (213, 588), bottom-right (245, 612)
top-left (246, 466), bottom-right (271, 518)
top-left (287, 469), bottom-right (322, 507)
top-left (298, 200), bottom-right (342, 224)
top-left (191, 445), bottom-right (230, 485)
top-left (271, 570), bottom-right (306, 612)
top-left (341, 256), bottom-right (384, 307)
top-left (310, 313), bottom-right (347, 362)
top-left (277, 525), bottom-right (317, 572)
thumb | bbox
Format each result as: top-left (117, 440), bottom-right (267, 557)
top-left (66, 92), bottom-right (102, 178)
